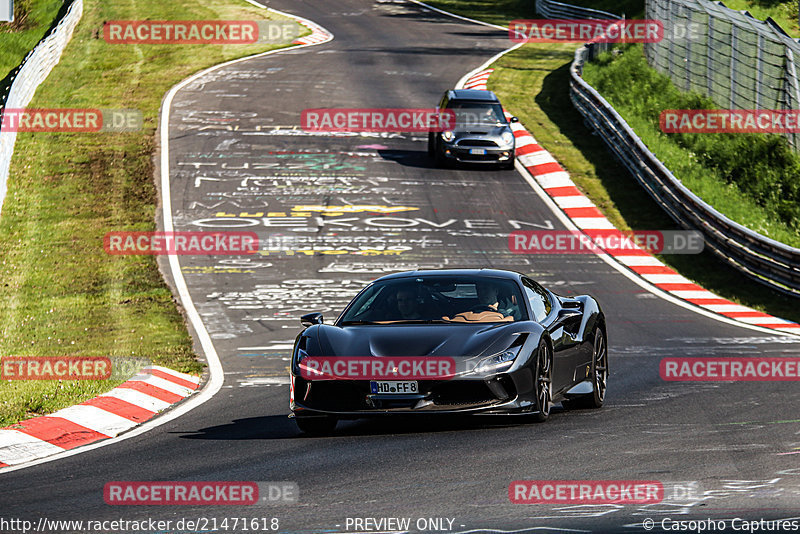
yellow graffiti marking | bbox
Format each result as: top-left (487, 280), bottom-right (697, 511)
top-left (291, 205), bottom-right (419, 216)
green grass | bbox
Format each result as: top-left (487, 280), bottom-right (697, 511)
top-left (0, 0), bottom-right (64, 85)
top-left (720, 0), bottom-right (799, 37)
top-left (422, 1), bottom-right (800, 324)
top-left (0, 0), bottom-right (306, 426)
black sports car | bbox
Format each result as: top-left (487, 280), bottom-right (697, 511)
top-left (289, 269), bottom-right (607, 434)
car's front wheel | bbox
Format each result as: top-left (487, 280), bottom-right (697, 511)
top-left (530, 339), bottom-right (552, 423)
top-left (295, 415), bottom-right (338, 435)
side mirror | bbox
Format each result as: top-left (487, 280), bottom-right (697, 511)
top-left (509, 116), bottom-right (519, 123)
top-left (300, 312), bottom-right (323, 327)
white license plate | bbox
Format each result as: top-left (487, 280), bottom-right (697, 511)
top-left (469, 148), bottom-right (486, 155)
top-left (370, 381), bottom-right (419, 394)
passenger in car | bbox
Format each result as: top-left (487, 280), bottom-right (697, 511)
top-left (442, 282), bottom-right (514, 323)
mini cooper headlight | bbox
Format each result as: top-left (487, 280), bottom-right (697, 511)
top-left (501, 131), bottom-right (514, 146)
top-left (441, 130), bottom-right (455, 142)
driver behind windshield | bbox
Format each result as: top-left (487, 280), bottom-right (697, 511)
top-left (452, 105), bottom-right (505, 128)
top-left (394, 286), bottom-right (423, 320)
top-left (443, 282), bottom-right (513, 323)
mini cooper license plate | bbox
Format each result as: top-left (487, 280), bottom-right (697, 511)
top-left (469, 148), bottom-right (486, 155)
top-left (370, 381), bottom-right (419, 394)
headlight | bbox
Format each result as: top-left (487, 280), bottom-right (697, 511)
top-left (441, 130), bottom-right (455, 142)
top-left (473, 348), bottom-right (519, 374)
top-left (501, 131), bottom-right (514, 145)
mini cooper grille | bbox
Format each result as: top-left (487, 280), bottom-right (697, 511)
top-left (457, 139), bottom-right (498, 147)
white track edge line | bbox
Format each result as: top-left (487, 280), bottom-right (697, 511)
top-left (0, 4), bottom-right (333, 474)
top-left (456, 42), bottom-right (525, 92)
top-left (406, 0), bottom-right (508, 31)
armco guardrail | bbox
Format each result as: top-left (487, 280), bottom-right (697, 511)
top-left (0, 0), bottom-right (82, 217)
top-left (570, 44), bottom-right (800, 297)
top-left (534, 0), bottom-right (620, 20)
top-left (534, 0), bottom-right (620, 57)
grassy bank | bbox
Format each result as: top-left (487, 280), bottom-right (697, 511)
top-left (722, 0), bottom-right (799, 37)
top-left (423, 0), bottom-right (800, 323)
top-left (0, 0), bottom-right (305, 426)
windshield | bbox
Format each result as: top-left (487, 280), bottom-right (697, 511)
top-left (339, 276), bottom-right (528, 324)
top-left (446, 102), bottom-right (507, 127)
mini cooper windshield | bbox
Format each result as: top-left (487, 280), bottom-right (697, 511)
top-left (338, 276), bottom-right (529, 325)
top-left (448, 102), bottom-right (507, 128)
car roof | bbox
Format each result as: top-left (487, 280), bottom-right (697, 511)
top-left (445, 89), bottom-right (501, 103)
top-left (374, 268), bottom-right (523, 282)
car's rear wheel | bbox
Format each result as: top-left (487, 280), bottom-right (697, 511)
top-left (530, 339), bottom-right (552, 423)
top-left (295, 415), bottom-right (338, 435)
top-left (563, 325), bottom-right (607, 409)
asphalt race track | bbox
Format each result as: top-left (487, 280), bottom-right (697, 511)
top-left (4, 1), bottom-right (800, 532)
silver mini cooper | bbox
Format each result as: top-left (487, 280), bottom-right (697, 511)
top-left (428, 89), bottom-right (517, 169)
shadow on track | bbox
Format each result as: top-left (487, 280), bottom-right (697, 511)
top-left (377, 149), bottom-right (436, 169)
top-left (177, 409), bottom-right (567, 440)
top-left (378, 148), bottom-right (515, 172)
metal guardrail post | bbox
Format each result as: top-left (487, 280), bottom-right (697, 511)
top-left (729, 25), bottom-right (737, 108)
